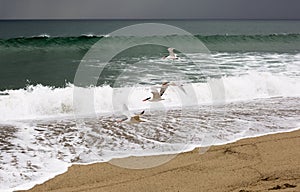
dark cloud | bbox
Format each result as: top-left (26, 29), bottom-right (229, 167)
top-left (0, 0), bottom-right (299, 19)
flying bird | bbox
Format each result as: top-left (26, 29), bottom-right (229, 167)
top-left (143, 81), bottom-right (187, 102)
top-left (117, 104), bottom-right (146, 123)
top-left (162, 48), bottom-right (179, 60)
top-left (143, 82), bottom-right (169, 102)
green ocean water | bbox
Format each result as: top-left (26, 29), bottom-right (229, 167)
top-left (1, 20), bottom-right (300, 191)
top-left (0, 20), bottom-right (300, 90)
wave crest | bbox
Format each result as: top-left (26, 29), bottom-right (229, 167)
top-left (1, 72), bottom-right (299, 121)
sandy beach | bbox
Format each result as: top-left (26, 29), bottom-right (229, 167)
top-left (21, 129), bottom-right (300, 192)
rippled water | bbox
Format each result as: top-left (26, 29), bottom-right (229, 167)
top-left (1, 96), bottom-right (300, 190)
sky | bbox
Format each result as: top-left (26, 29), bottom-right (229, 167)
top-left (0, 0), bottom-right (300, 20)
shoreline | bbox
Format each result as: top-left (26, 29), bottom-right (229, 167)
top-left (20, 129), bottom-right (300, 192)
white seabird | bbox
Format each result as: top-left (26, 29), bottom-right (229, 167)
top-left (163, 48), bottom-right (179, 60)
top-left (143, 82), bottom-right (187, 102)
top-left (143, 82), bottom-right (169, 102)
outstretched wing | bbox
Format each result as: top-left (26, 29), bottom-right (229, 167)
top-left (121, 104), bottom-right (132, 118)
top-left (134, 110), bottom-right (145, 115)
top-left (117, 116), bottom-right (128, 122)
top-left (160, 82), bottom-right (169, 96)
top-left (169, 82), bottom-right (187, 95)
top-left (177, 85), bottom-right (187, 94)
top-left (167, 48), bottom-right (175, 57)
top-left (122, 104), bottom-right (129, 111)
top-left (139, 110), bottom-right (145, 115)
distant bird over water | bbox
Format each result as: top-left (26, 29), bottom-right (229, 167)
top-left (162, 48), bottom-right (179, 60)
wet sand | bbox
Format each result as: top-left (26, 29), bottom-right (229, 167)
top-left (22, 130), bottom-right (300, 192)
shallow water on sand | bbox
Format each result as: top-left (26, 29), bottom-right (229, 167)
top-left (1, 96), bottom-right (299, 190)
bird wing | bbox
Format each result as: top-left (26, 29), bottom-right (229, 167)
top-left (169, 82), bottom-right (187, 95)
top-left (167, 48), bottom-right (175, 57)
top-left (160, 83), bottom-right (169, 96)
top-left (118, 116), bottom-right (128, 122)
top-left (178, 85), bottom-right (187, 94)
top-left (122, 104), bottom-right (132, 118)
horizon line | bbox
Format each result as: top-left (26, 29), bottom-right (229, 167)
top-left (1, 18), bottom-right (300, 21)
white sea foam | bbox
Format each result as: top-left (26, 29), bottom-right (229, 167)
top-left (1, 96), bottom-right (299, 191)
top-left (1, 70), bottom-right (300, 191)
top-left (0, 72), bottom-right (299, 121)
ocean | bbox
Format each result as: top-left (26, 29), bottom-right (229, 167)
top-left (0, 20), bottom-right (300, 191)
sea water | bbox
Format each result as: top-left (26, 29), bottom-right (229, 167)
top-left (0, 20), bottom-right (300, 191)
